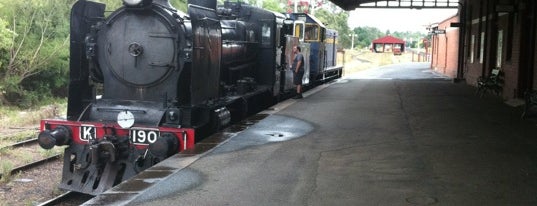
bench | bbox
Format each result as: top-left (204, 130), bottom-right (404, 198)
top-left (476, 68), bottom-right (502, 97)
top-left (523, 90), bottom-right (537, 119)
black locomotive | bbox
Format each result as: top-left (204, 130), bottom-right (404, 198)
top-left (37, 0), bottom-right (342, 195)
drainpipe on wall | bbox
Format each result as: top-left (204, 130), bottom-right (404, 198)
top-left (481, 0), bottom-right (490, 77)
top-left (455, 1), bottom-right (466, 82)
top-left (445, 34), bottom-right (449, 74)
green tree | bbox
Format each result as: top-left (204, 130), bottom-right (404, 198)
top-left (171, 0), bottom-right (188, 12)
top-left (0, 0), bottom-right (189, 107)
top-left (0, 18), bottom-right (13, 50)
top-left (391, 30), bottom-right (427, 48)
top-left (352, 27), bottom-right (384, 49)
top-left (262, 0), bottom-right (285, 13)
top-left (314, 8), bottom-right (350, 49)
top-left (0, 0), bottom-right (73, 107)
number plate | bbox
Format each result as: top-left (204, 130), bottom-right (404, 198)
top-left (130, 128), bottom-right (160, 145)
top-left (80, 125), bottom-right (96, 141)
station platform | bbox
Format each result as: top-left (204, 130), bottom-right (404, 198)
top-left (84, 63), bottom-right (537, 205)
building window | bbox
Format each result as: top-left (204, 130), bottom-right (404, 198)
top-left (496, 30), bottom-right (503, 68)
top-left (479, 32), bottom-right (485, 64)
top-left (469, 35), bottom-right (475, 63)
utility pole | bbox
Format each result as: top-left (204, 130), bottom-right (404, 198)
top-left (349, 33), bottom-right (357, 50)
top-left (311, 0), bottom-right (315, 15)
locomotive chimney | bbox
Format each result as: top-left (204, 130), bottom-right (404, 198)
top-left (153, 0), bottom-right (173, 8)
top-left (188, 0), bottom-right (216, 10)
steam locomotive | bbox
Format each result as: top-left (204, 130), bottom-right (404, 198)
top-left (37, 0), bottom-right (342, 195)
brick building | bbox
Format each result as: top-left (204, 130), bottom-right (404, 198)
top-left (460, 0), bottom-right (536, 100)
top-left (425, 0), bottom-right (537, 101)
top-left (329, 0), bottom-right (537, 101)
top-left (430, 15), bottom-right (460, 78)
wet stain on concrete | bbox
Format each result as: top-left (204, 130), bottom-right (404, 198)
top-left (112, 179), bottom-right (154, 192)
top-left (181, 143), bottom-right (220, 155)
top-left (133, 170), bottom-right (174, 180)
top-left (211, 114), bottom-right (314, 154)
top-left (130, 168), bottom-right (203, 203)
top-left (177, 113), bottom-right (272, 156)
top-left (84, 193), bottom-right (136, 205)
top-left (165, 153), bottom-right (197, 161)
top-left (197, 132), bottom-right (234, 144)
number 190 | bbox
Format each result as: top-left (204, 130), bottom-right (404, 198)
top-left (131, 130), bottom-right (158, 144)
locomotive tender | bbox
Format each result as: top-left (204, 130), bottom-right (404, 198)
top-left (37, 0), bottom-right (342, 195)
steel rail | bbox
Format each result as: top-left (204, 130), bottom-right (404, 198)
top-left (0, 154), bottom-right (61, 179)
top-left (0, 137), bottom-right (38, 150)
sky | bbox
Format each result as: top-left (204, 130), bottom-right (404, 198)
top-left (348, 8), bottom-right (458, 33)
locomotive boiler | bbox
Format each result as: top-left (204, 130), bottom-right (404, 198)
top-left (37, 0), bottom-right (342, 195)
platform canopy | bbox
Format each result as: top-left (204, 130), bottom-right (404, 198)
top-left (328, 0), bottom-right (460, 11)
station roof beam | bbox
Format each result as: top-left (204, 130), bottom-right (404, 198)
top-left (329, 0), bottom-right (460, 11)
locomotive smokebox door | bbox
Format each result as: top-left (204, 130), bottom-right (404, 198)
top-left (98, 12), bottom-right (176, 87)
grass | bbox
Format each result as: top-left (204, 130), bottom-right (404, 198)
top-left (0, 100), bottom-right (67, 130)
top-left (51, 184), bottom-right (65, 196)
top-left (2, 130), bottom-right (38, 142)
top-left (40, 147), bottom-right (64, 158)
top-left (0, 146), bottom-right (63, 186)
top-left (0, 161), bottom-right (13, 182)
top-left (0, 146), bottom-right (9, 155)
top-left (0, 99), bottom-right (67, 185)
top-left (0, 99), bottom-right (67, 146)
top-left (15, 152), bottom-right (34, 164)
top-left (338, 49), bottom-right (418, 76)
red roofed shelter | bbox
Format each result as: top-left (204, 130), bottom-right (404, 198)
top-left (372, 35), bottom-right (405, 54)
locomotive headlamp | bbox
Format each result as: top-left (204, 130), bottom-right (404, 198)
top-left (123, 0), bottom-right (142, 6)
top-left (164, 109), bottom-right (181, 126)
top-left (123, 0), bottom-right (152, 7)
top-left (283, 19), bottom-right (294, 25)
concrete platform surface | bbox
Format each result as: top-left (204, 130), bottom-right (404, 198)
top-left (88, 63), bottom-right (537, 206)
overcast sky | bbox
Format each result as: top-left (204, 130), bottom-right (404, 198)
top-left (348, 8), bottom-right (458, 33)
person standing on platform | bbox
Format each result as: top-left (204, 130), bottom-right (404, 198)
top-left (292, 45), bottom-right (304, 99)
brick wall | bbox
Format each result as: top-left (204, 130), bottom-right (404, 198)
top-left (431, 15), bottom-right (460, 78)
top-left (461, 0), bottom-right (531, 100)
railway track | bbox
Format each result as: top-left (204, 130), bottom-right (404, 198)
top-left (0, 133), bottom-right (68, 205)
top-left (0, 153), bottom-right (61, 180)
top-left (0, 137), bottom-right (62, 179)
top-left (0, 137), bottom-right (37, 150)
